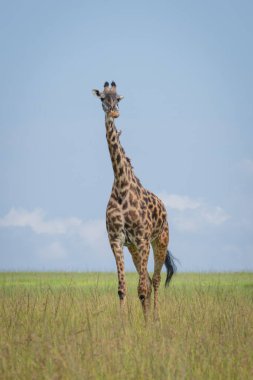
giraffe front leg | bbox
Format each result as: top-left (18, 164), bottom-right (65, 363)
top-left (110, 240), bottom-right (127, 310)
top-left (135, 240), bottom-right (151, 322)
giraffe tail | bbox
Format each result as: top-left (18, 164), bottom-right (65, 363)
top-left (164, 250), bottom-right (177, 287)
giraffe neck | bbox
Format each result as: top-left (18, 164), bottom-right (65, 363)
top-left (105, 116), bottom-right (133, 189)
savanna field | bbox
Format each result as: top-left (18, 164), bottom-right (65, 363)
top-left (0, 272), bottom-right (252, 380)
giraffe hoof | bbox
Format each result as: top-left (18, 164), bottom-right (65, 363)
top-left (139, 294), bottom-right (145, 302)
top-left (118, 290), bottom-right (125, 300)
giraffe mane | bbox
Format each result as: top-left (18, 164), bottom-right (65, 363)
top-left (125, 155), bottom-right (133, 169)
top-left (114, 124), bottom-right (142, 184)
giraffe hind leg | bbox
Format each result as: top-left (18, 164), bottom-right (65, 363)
top-left (129, 241), bottom-right (152, 322)
top-left (151, 226), bottom-right (169, 320)
top-left (128, 244), bottom-right (152, 299)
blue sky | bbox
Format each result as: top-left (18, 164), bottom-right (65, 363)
top-left (0, 0), bottom-right (252, 271)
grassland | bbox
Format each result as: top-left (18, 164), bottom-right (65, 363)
top-left (0, 272), bottom-right (252, 380)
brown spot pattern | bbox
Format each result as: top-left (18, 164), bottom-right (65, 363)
top-left (102, 111), bottom-right (170, 319)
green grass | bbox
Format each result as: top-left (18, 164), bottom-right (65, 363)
top-left (0, 272), bottom-right (252, 379)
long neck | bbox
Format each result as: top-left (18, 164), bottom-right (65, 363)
top-left (105, 116), bottom-right (133, 188)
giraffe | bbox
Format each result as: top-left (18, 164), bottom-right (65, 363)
top-left (92, 81), bottom-right (176, 320)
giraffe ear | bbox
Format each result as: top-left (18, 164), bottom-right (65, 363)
top-left (92, 89), bottom-right (101, 97)
top-left (92, 89), bottom-right (105, 99)
top-left (117, 95), bottom-right (124, 102)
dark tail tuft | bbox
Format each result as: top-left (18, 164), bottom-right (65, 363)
top-left (164, 250), bottom-right (177, 287)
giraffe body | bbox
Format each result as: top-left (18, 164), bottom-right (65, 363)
top-left (93, 82), bottom-right (175, 320)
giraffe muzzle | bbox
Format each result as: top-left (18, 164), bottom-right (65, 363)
top-left (109, 110), bottom-right (120, 118)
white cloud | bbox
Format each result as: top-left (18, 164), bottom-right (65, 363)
top-left (79, 219), bottom-right (106, 247)
top-left (38, 241), bottom-right (67, 260)
top-left (0, 208), bottom-right (81, 235)
top-left (159, 193), bottom-right (201, 211)
top-left (0, 198), bottom-right (230, 239)
top-left (201, 206), bottom-right (230, 225)
top-left (0, 208), bottom-right (106, 249)
top-left (159, 193), bottom-right (230, 232)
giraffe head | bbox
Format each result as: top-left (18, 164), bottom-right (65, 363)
top-left (92, 81), bottom-right (124, 119)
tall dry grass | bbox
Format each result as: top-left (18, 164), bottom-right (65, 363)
top-left (0, 272), bottom-right (252, 379)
